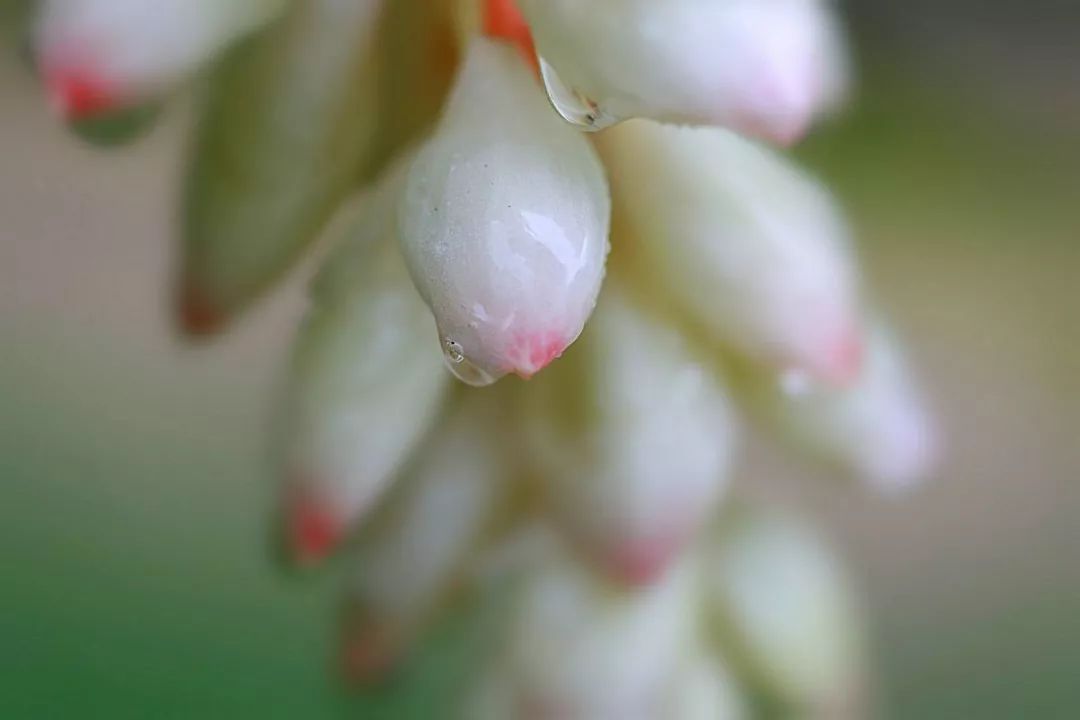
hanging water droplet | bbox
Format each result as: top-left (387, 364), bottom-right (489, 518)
top-left (779, 368), bottom-right (820, 398)
top-left (441, 336), bottom-right (498, 387)
top-left (538, 57), bottom-right (617, 132)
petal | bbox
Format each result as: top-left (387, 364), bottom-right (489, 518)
top-left (279, 169), bottom-right (449, 567)
top-left (703, 510), bottom-right (866, 714)
top-left (599, 120), bottom-right (863, 386)
top-left (339, 389), bottom-right (514, 683)
top-left (749, 322), bottom-right (940, 493)
top-left (520, 0), bottom-right (849, 143)
top-left (180, 0), bottom-right (385, 334)
top-left (399, 38), bottom-right (610, 386)
top-left (34, 0), bottom-right (284, 118)
top-left (522, 285), bottom-right (737, 587)
top-left (474, 527), bottom-right (696, 718)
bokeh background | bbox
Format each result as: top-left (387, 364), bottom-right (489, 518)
top-left (2, 2), bottom-right (1077, 717)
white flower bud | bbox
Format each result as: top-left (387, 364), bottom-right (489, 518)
top-left (280, 173), bottom-right (449, 567)
top-left (473, 528), bottom-right (696, 718)
top-left (522, 285), bottom-right (736, 585)
top-left (664, 655), bottom-right (746, 720)
top-left (340, 390), bottom-right (513, 682)
top-left (34, 0), bottom-right (285, 118)
top-left (599, 120), bottom-right (862, 386)
top-left (519, 0), bottom-right (849, 144)
top-left (703, 511), bottom-right (866, 713)
top-left (399, 38), bottom-right (610, 386)
top-left (754, 323), bottom-right (940, 493)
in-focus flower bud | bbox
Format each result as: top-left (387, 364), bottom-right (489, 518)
top-left (703, 510), bottom-right (866, 715)
top-left (181, 0), bottom-right (385, 335)
top-left (522, 286), bottom-right (736, 586)
top-left (519, 0), bottom-right (849, 144)
top-left (279, 171), bottom-right (449, 568)
top-left (750, 322), bottom-right (940, 493)
top-left (599, 120), bottom-right (863, 386)
top-left (399, 38), bottom-right (610, 386)
top-left (34, 0), bottom-right (285, 119)
top-left (339, 390), bottom-right (512, 683)
top-left (469, 528), bottom-right (695, 718)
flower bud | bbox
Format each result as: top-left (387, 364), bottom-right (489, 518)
top-left (339, 390), bottom-right (513, 683)
top-left (181, 0), bottom-right (385, 334)
top-left (703, 510), bottom-right (866, 714)
top-left (34, 0), bottom-right (284, 118)
top-left (519, 0), bottom-right (849, 144)
top-left (599, 120), bottom-right (862, 386)
top-left (751, 323), bottom-right (940, 493)
top-left (470, 528), bottom-right (695, 718)
top-left (279, 172), bottom-right (449, 568)
top-left (522, 285), bottom-right (736, 586)
top-left (664, 654), bottom-right (746, 720)
top-left (399, 38), bottom-right (610, 386)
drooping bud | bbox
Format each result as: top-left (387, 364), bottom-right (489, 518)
top-left (34, 0), bottom-right (284, 119)
top-left (279, 169), bottom-right (449, 568)
top-left (749, 322), bottom-right (940, 493)
top-left (703, 510), bottom-right (867, 715)
top-left (339, 390), bottom-right (513, 683)
top-left (466, 527), bottom-right (696, 718)
top-left (519, 0), bottom-right (849, 144)
top-left (522, 285), bottom-right (736, 586)
top-left (599, 120), bottom-right (862, 386)
top-left (399, 38), bottom-right (610, 386)
top-left (181, 0), bottom-right (385, 335)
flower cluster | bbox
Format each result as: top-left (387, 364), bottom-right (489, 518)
top-left (29, 0), bottom-right (938, 716)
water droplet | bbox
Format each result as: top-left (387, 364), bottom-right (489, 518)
top-left (441, 336), bottom-right (498, 387)
top-left (538, 58), bottom-right (617, 132)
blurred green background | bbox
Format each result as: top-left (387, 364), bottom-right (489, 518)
top-left (2, 3), bottom-right (1078, 718)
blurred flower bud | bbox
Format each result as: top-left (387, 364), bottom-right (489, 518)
top-left (520, 0), bottom-right (849, 143)
top-left (180, 0), bottom-right (385, 334)
top-left (34, 0), bottom-right (285, 118)
top-left (339, 389), bottom-right (513, 683)
top-left (399, 38), bottom-right (610, 386)
top-left (279, 170), bottom-right (449, 568)
top-left (467, 527), bottom-right (696, 719)
top-left (751, 322), bottom-right (940, 493)
top-left (599, 120), bottom-right (863, 387)
top-left (703, 510), bottom-right (867, 715)
top-left (522, 285), bottom-right (737, 586)
top-left (663, 654), bottom-right (746, 720)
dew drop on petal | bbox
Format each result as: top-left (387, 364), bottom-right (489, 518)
top-left (538, 57), bottom-right (616, 131)
top-left (441, 336), bottom-right (497, 387)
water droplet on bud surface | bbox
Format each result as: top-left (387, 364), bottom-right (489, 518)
top-left (441, 336), bottom-right (497, 387)
top-left (539, 57), bottom-right (616, 132)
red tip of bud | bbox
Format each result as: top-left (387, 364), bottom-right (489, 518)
top-left (482, 0), bottom-right (539, 74)
top-left (607, 536), bottom-right (680, 587)
top-left (44, 63), bottom-right (119, 120)
top-left (177, 282), bottom-right (226, 338)
top-left (509, 331), bottom-right (568, 379)
top-left (287, 494), bottom-right (345, 568)
top-left (817, 325), bottom-right (865, 388)
top-left (339, 618), bottom-right (401, 686)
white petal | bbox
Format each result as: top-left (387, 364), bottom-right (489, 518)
top-left (340, 389), bottom-right (513, 679)
top-left (599, 120), bottom-right (863, 386)
top-left (281, 171), bottom-right (449, 565)
top-left (399, 38), bottom-right (610, 386)
top-left (753, 323), bottom-right (940, 492)
top-left (522, 285), bottom-right (736, 585)
top-left (703, 511), bottom-right (865, 712)
top-left (520, 0), bottom-right (849, 143)
top-left (478, 528), bottom-right (696, 718)
top-left (35, 0), bottom-right (284, 116)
